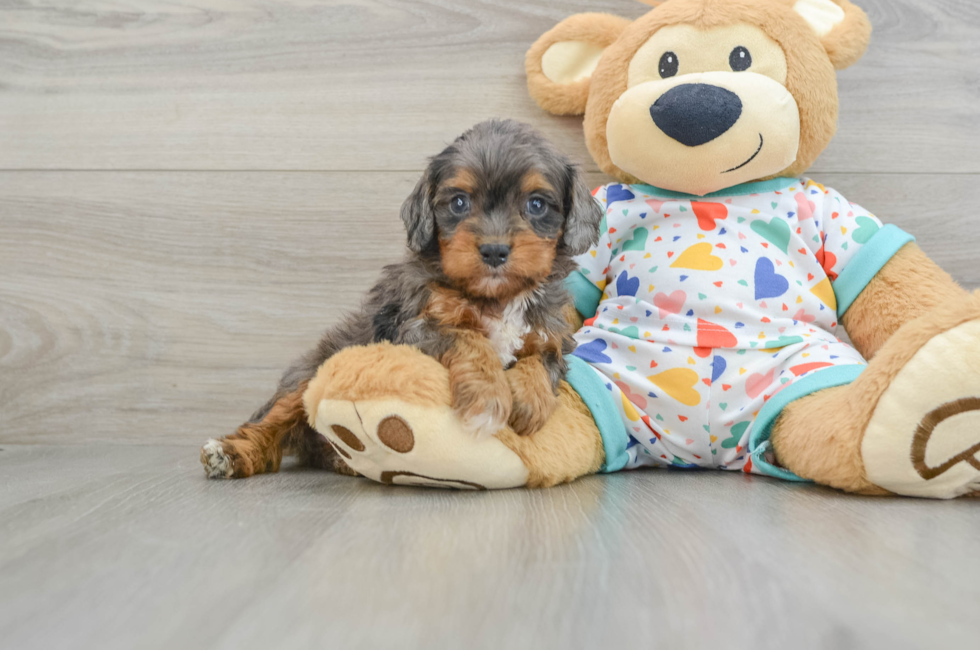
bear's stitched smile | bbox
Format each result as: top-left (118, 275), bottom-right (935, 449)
top-left (723, 133), bottom-right (765, 174)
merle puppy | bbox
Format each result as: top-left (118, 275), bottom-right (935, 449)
top-left (201, 119), bottom-right (603, 479)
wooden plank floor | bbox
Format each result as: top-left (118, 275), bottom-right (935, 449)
top-left (1, 444), bottom-right (978, 650)
top-left (1, 1), bottom-right (979, 648)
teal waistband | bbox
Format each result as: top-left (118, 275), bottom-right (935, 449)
top-left (565, 355), bottom-right (630, 473)
top-left (748, 364), bottom-right (866, 481)
top-left (833, 224), bottom-right (915, 317)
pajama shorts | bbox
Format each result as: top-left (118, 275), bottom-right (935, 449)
top-left (564, 177), bottom-right (914, 480)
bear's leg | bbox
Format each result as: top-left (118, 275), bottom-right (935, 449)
top-left (302, 343), bottom-right (605, 489)
top-left (771, 296), bottom-right (980, 498)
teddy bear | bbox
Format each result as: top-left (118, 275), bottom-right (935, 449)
top-left (301, 0), bottom-right (980, 498)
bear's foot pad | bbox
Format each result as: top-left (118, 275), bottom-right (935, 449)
top-left (312, 398), bottom-right (529, 490)
top-left (863, 320), bottom-right (980, 498)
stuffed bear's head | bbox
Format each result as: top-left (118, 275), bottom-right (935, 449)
top-left (526, 0), bottom-right (871, 196)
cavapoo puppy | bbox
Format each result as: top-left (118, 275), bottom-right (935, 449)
top-left (201, 119), bottom-right (603, 479)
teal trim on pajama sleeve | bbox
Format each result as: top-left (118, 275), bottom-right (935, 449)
top-left (833, 224), bottom-right (915, 318)
top-left (566, 270), bottom-right (602, 319)
top-left (565, 355), bottom-right (630, 473)
top-left (748, 365), bottom-right (866, 482)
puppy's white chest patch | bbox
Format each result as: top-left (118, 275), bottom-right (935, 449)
top-left (482, 299), bottom-right (531, 367)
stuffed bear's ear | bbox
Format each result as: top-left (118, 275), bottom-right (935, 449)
top-left (793, 0), bottom-right (872, 70)
top-left (526, 13), bottom-right (632, 116)
top-left (400, 171), bottom-right (436, 254)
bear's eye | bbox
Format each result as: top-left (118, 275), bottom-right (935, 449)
top-left (730, 46), bottom-right (752, 72)
top-left (659, 51), bottom-right (679, 79)
top-left (525, 197), bottom-right (548, 218)
top-left (449, 194), bottom-right (471, 216)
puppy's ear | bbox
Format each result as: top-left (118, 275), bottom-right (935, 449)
top-left (560, 165), bottom-right (603, 256)
top-left (400, 172), bottom-right (436, 253)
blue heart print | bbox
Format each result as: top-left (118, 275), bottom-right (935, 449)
top-left (616, 270), bottom-right (639, 297)
top-left (572, 338), bottom-right (613, 364)
top-left (606, 184), bottom-right (636, 206)
top-left (711, 356), bottom-right (727, 382)
top-left (754, 257), bottom-right (789, 300)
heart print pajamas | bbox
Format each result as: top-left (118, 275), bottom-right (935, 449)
top-left (562, 177), bottom-right (914, 479)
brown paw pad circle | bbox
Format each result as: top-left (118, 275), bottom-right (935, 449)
top-left (376, 416), bottom-right (415, 453)
top-left (912, 397), bottom-right (980, 481)
top-left (329, 417), bottom-right (415, 456)
top-left (330, 425), bottom-right (362, 458)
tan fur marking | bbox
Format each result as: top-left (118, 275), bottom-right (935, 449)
top-left (509, 228), bottom-right (558, 285)
top-left (517, 330), bottom-right (562, 358)
top-left (213, 383), bottom-right (308, 478)
top-left (441, 226), bottom-right (542, 301)
top-left (439, 227), bottom-right (485, 290)
top-left (423, 285), bottom-right (483, 329)
top-left (506, 357), bottom-right (560, 436)
top-left (443, 330), bottom-right (513, 432)
top-left (520, 170), bottom-right (556, 195)
top-left (443, 168), bottom-right (477, 194)
top-left (563, 302), bottom-right (586, 331)
top-left (772, 291), bottom-right (980, 494)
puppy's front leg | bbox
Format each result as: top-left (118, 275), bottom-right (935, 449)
top-left (442, 330), bottom-right (513, 438)
top-left (507, 354), bottom-right (562, 436)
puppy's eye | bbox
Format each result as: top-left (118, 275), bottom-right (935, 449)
top-left (659, 51), bottom-right (678, 79)
top-left (449, 194), bottom-right (471, 216)
top-left (730, 46), bottom-right (752, 72)
top-left (525, 197), bottom-right (548, 218)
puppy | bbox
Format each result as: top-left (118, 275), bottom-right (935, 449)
top-left (201, 119), bottom-right (603, 479)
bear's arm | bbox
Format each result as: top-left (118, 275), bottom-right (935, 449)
top-left (841, 243), bottom-right (969, 359)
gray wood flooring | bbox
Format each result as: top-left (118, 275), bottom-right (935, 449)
top-left (1, 444), bottom-right (978, 650)
top-left (1, 1), bottom-right (979, 648)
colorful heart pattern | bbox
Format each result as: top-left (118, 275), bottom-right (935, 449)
top-left (569, 179), bottom-right (882, 473)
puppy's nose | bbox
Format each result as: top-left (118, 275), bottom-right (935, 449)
top-left (649, 83), bottom-right (743, 147)
top-left (479, 243), bottom-right (510, 268)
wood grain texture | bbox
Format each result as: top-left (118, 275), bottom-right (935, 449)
top-left (2, 171), bottom-right (979, 445)
top-left (0, 444), bottom-right (977, 650)
top-left (0, 0), bottom-right (978, 173)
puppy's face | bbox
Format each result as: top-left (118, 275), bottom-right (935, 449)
top-left (401, 120), bottom-right (603, 301)
top-left (434, 165), bottom-right (562, 299)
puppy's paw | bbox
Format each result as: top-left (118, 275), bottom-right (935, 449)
top-left (505, 359), bottom-right (559, 436)
top-left (452, 375), bottom-right (513, 439)
top-left (200, 439), bottom-right (235, 479)
top-left (508, 393), bottom-right (558, 437)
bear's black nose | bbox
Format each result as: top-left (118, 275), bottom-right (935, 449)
top-left (649, 84), bottom-right (743, 147)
